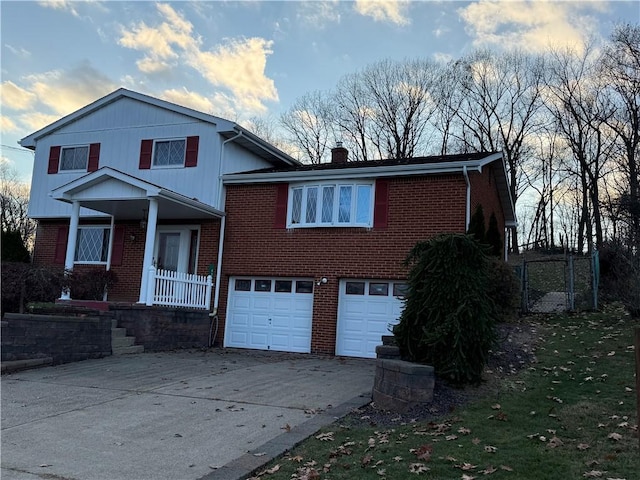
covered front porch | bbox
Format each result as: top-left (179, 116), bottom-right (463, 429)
top-left (50, 168), bottom-right (224, 310)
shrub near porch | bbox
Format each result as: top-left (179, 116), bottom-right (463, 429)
top-left (251, 306), bottom-right (639, 480)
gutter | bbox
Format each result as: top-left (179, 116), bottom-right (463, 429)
top-left (463, 165), bottom-right (471, 231)
top-left (212, 131), bottom-right (243, 316)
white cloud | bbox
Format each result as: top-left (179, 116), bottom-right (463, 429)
top-left (38, 0), bottom-right (80, 17)
top-left (354, 0), bottom-right (411, 26)
top-left (1, 115), bottom-right (18, 133)
top-left (0, 81), bottom-right (37, 111)
top-left (4, 44), bottom-right (31, 58)
top-left (433, 52), bottom-right (453, 64)
top-left (18, 111), bottom-right (61, 132)
top-left (296, 1), bottom-right (341, 28)
top-left (458, 0), bottom-right (604, 53)
top-left (118, 3), bottom-right (278, 116)
top-left (162, 88), bottom-right (214, 113)
top-left (24, 62), bottom-right (116, 116)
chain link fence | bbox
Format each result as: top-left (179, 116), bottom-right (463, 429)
top-left (517, 251), bottom-right (599, 314)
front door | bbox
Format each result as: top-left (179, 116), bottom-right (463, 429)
top-left (154, 227), bottom-right (199, 274)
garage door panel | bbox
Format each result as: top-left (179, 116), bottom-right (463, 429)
top-left (337, 279), bottom-right (405, 358)
top-left (225, 277), bottom-right (313, 353)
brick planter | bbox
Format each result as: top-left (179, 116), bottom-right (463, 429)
top-left (372, 359), bottom-right (435, 412)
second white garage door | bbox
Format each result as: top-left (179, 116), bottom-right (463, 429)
top-left (336, 279), bottom-right (407, 358)
top-left (225, 277), bottom-right (314, 353)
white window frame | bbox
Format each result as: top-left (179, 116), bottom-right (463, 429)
top-left (287, 181), bottom-right (374, 228)
top-left (74, 226), bottom-right (110, 265)
top-left (152, 138), bottom-right (187, 168)
top-left (59, 145), bottom-right (89, 172)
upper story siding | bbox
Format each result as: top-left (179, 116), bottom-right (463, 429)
top-left (26, 96), bottom-right (276, 219)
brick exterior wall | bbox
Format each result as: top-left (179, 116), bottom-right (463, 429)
top-left (219, 174), bottom-right (469, 354)
top-left (32, 219), bottom-right (220, 303)
top-left (469, 166), bottom-right (506, 239)
top-left (1, 313), bottom-right (112, 364)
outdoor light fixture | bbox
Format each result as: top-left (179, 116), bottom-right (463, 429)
top-left (316, 277), bottom-right (328, 286)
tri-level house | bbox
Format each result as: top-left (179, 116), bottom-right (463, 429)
top-left (21, 88), bottom-right (516, 358)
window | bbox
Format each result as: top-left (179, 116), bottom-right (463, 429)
top-left (75, 227), bottom-right (110, 263)
top-left (369, 283), bottom-right (389, 296)
top-left (153, 139), bottom-right (186, 167)
top-left (235, 279), bottom-right (251, 291)
top-left (289, 182), bottom-right (373, 228)
top-left (60, 146), bottom-right (89, 171)
top-left (295, 281), bottom-right (314, 293)
top-left (275, 280), bottom-right (293, 292)
top-left (345, 281), bottom-right (365, 295)
top-left (255, 280), bottom-right (272, 292)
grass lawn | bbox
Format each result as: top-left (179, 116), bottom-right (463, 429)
top-left (250, 305), bottom-right (639, 480)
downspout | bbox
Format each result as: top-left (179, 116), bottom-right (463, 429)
top-left (209, 131), bottom-right (242, 347)
top-left (463, 165), bottom-right (471, 231)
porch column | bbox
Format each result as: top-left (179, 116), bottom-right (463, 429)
top-left (60, 200), bottom-right (81, 300)
top-left (138, 198), bottom-right (158, 303)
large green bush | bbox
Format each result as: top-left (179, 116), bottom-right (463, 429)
top-left (599, 241), bottom-right (640, 317)
top-left (393, 234), bottom-right (497, 385)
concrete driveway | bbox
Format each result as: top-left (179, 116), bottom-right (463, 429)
top-left (1, 350), bottom-right (376, 480)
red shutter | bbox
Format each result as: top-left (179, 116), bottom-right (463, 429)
top-left (54, 226), bottom-right (69, 264)
top-left (48, 146), bottom-right (61, 174)
top-left (373, 179), bottom-right (390, 229)
top-left (139, 139), bottom-right (153, 169)
top-left (274, 183), bottom-right (289, 229)
top-left (88, 143), bottom-right (100, 172)
top-left (185, 136), bottom-right (199, 167)
top-left (110, 225), bottom-right (125, 266)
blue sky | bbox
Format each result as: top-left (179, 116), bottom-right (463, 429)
top-left (1, 0), bottom-right (638, 182)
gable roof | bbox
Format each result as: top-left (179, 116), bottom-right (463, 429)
top-left (223, 151), bottom-right (516, 226)
top-left (19, 88), bottom-right (299, 167)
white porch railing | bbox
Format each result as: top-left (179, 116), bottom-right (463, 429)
top-left (146, 266), bottom-right (213, 310)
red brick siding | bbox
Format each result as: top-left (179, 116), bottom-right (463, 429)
top-left (220, 175), bottom-right (467, 354)
top-left (469, 167), bottom-right (506, 235)
top-left (32, 219), bottom-right (220, 303)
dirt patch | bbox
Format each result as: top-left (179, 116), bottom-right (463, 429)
top-left (343, 319), bottom-right (541, 427)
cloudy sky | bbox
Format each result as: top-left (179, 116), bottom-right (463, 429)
top-left (1, 0), bottom-right (637, 182)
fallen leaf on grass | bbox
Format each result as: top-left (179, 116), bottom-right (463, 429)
top-left (500, 465), bottom-right (514, 471)
top-left (548, 436), bottom-right (563, 448)
top-left (408, 463), bottom-right (429, 474)
top-left (607, 432), bottom-right (623, 441)
top-left (315, 432), bottom-right (334, 441)
top-left (577, 443), bottom-right (590, 450)
top-left (484, 445), bottom-right (497, 453)
top-left (462, 474), bottom-right (476, 480)
top-left (583, 471), bottom-right (604, 477)
top-left (472, 438), bottom-right (481, 445)
top-left (455, 462), bottom-right (477, 471)
top-left (458, 427), bottom-right (471, 435)
top-left (361, 455), bottom-right (373, 467)
top-left (377, 468), bottom-right (386, 476)
top-left (393, 456), bottom-right (403, 462)
top-left (289, 455), bottom-right (303, 462)
top-left (483, 465), bottom-right (497, 474)
top-left (413, 444), bottom-right (433, 461)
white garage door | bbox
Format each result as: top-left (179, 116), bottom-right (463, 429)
top-left (336, 279), bottom-right (407, 358)
top-left (225, 277), bottom-right (314, 353)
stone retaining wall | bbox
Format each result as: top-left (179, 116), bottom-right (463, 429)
top-left (372, 359), bottom-right (435, 412)
top-left (110, 305), bottom-right (212, 351)
top-left (1, 313), bottom-right (112, 365)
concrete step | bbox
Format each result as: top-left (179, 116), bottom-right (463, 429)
top-left (111, 327), bottom-right (128, 338)
top-left (112, 336), bottom-right (135, 348)
top-left (112, 345), bottom-right (144, 355)
top-left (111, 319), bottom-right (118, 329)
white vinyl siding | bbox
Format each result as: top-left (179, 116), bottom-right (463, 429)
top-left (288, 182), bottom-right (373, 228)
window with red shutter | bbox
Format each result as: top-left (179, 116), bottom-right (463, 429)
top-left (53, 226), bottom-right (69, 264)
top-left (274, 183), bottom-right (288, 229)
top-left (88, 143), bottom-right (100, 172)
top-left (48, 146), bottom-right (61, 174)
top-left (373, 179), bottom-right (389, 229)
top-left (185, 136), bottom-right (199, 167)
top-left (110, 225), bottom-right (125, 266)
top-left (139, 139), bottom-right (153, 169)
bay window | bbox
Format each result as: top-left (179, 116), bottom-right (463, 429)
top-left (288, 182), bottom-right (373, 228)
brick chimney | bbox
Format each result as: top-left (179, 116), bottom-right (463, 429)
top-left (331, 142), bottom-right (348, 164)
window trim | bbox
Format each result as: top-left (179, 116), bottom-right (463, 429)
top-left (287, 181), bottom-right (374, 228)
top-left (59, 145), bottom-right (90, 172)
top-left (152, 138), bottom-right (187, 169)
top-left (74, 225), bottom-right (110, 265)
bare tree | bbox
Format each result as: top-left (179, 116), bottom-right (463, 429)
top-left (597, 23), bottom-right (640, 251)
top-left (1, 162), bottom-right (36, 251)
top-left (545, 44), bottom-right (617, 252)
top-left (279, 91), bottom-right (335, 164)
top-left (448, 50), bottom-right (547, 253)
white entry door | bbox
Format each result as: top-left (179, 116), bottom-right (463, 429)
top-left (154, 226), bottom-right (199, 274)
top-left (336, 279), bottom-right (407, 358)
top-left (225, 277), bottom-right (314, 353)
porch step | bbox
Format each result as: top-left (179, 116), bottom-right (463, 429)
top-left (112, 345), bottom-right (145, 355)
top-left (111, 324), bottom-right (144, 356)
